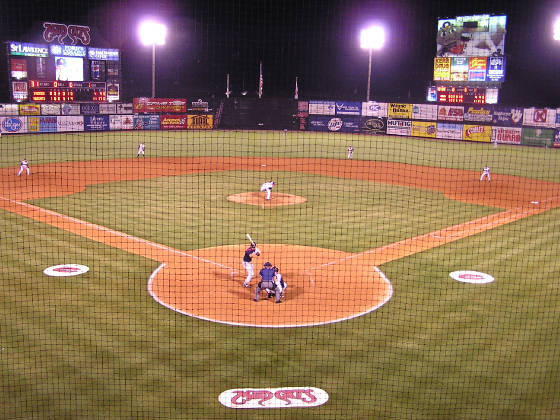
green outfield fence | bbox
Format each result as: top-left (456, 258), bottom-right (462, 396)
top-left (1, 1), bottom-right (560, 420)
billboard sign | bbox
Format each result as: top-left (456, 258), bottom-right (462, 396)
top-left (335, 101), bottom-right (361, 116)
top-left (161, 115), bottom-right (188, 130)
top-left (521, 128), bottom-right (554, 147)
top-left (9, 42), bottom-right (49, 57)
top-left (491, 107), bottom-right (523, 126)
top-left (412, 104), bottom-right (438, 120)
top-left (87, 48), bottom-right (120, 61)
top-left (361, 117), bottom-right (386, 134)
top-left (28, 116), bottom-right (57, 132)
top-left (133, 115), bottom-right (160, 130)
top-left (523, 108), bottom-right (556, 128)
top-left (437, 105), bottom-right (464, 121)
top-left (463, 124), bottom-right (491, 142)
top-left (450, 57), bottom-right (469, 81)
top-left (486, 56), bottom-right (506, 82)
top-left (436, 14), bottom-right (507, 57)
top-left (436, 122), bottom-right (463, 139)
top-left (388, 103), bottom-right (412, 119)
top-left (133, 98), bottom-right (187, 113)
top-left (0, 116), bottom-right (27, 133)
top-left (433, 57), bottom-right (451, 81)
top-left (468, 57), bottom-right (487, 81)
top-left (387, 119), bottom-right (412, 136)
top-left (84, 115), bottom-right (110, 131)
top-left (491, 126), bottom-right (521, 144)
top-left (411, 121), bottom-right (437, 138)
top-left (464, 105), bottom-right (493, 123)
top-left (109, 115), bottom-right (134, 130)
top-left (57, 115), bottom-right (84, 132)
top-left (361, 101), bottom-right (387, 117)
top-left (187, 114), bottom-right (214, 129)
top-left (308, 101), bottom-right (335, 115)
top-left (49, 44), bottom-right (86, 57)
top-left (308, 116), bottom-right (361, 132)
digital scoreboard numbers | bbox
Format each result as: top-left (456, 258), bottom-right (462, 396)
top-left (29, 80), bottom-right (107, 103)
top-left (436, 86), bottom-right (486, 104)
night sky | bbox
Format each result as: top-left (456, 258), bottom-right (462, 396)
top-left (2, 0), bottom-right (560, 106)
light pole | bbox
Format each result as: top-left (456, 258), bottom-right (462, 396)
top-left (360, 25), bottom-right (385, 102)
top-left (554, 17), bottom-right (560, 41)
top-left (139, 20), bottom-right (167, 98)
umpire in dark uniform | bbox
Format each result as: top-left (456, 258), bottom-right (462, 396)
top-left (254, 262), bottom-right (281, 303)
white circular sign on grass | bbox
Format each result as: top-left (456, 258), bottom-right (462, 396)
top-left (43, 264), bottom-right (89, 277)
top-left (450, 270), bottom-right (494, 284)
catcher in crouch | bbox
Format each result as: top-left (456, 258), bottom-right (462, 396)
top-left (254, 262), bottom-right (282, 303)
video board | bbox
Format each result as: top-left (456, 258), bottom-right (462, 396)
top-left (434, 14), bottom-right (506, 83)
top-left (6, 22), bottom-right (122, 103)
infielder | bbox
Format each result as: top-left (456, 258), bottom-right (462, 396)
top-left (260, 180), bottom-right (276, 200)
top-left (242, 242), bottom-right (261, 288)
top-left (137, 143), bottom-right (145, 157)
top-left (17, 159), bottom-right (30, 176)
top-left (254, 262), bottom-right (281, 303)
top-left (480, 165), bottom-right (491, 182)
top-left (266, 266), bottom-right (287, 300)
top-left (347, 145), bottom-right (354, 159)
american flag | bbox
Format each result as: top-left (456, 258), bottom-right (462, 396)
top-left (258, 61), bottom-right (263, 99)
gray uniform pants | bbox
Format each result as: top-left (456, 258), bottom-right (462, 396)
top-left (255, 280), bottom-right (280, 302)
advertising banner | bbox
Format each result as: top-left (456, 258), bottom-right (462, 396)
top-left (464, 105), bottom-right (493, 123)
top-left (99, 103), bottom-right (116, 114)
top-left (491, 107), bottom-right (523, 126)
top-left (486, 56), bottom-right (506, 82)
top-left (9, 42), bottom-right (49, 57)
top-left (521, 128), bottom-right (554, 147)
top-left (161, 115), bottom-right (188, 130)
top-left (297, 101), bottom-right (309, 112)
top-left (436, 122), bottom-right (463, 139)
top-left (387, 119), bottom-right (412, 136)
top-left (80, 103), bottom-right (100, 115)
top-left (491, 126), bottom-right (522, 144)
top-left (450, 57), bottom-right (469, 81)
top-left (468, 57), bottom-right (487, 81)
top-left (388, 103), bottom-right (412, 119)
top-left (133, 98), bottom-right (187, 113)
top-left (109, 115), bottom-right (134, 130)
top-left (411, 121), bottom-right (437, 138)
top-left (412, 104), bottom-right (438, 120)
top-left (0, 116), bottom-right (27, 134)
top-left (555, 130), bottom-right (560, 148)
top-left (27, 116), bottom-right (57, 132)
top-left (308, 100), bottom-right (336, 115)
top-left (133, 115), bottom-right (160, 130)
top-left (523, 108), bottom-right (556, 128)
top-left (116, 103), bottom-right (133, 114)
top-left (84, 115), bottom-right (110, 131)
top-left (57, 116), bottom-right (84, 132)
top-left (0, 104), bottom-right (19, 116)
top-left (40, 104), bottom-right (61, 115)
top-left (433, 57), bottom-right (451, 81)
top-left (437, 105), bottom-right (464, 121)
top-left (361, 101), bottom-right (388, 117)
top-left (61, 103), bottom-right (81, 115)
top-left (463, 124), bottom-right (491, 142)
top-left (361, 117), bottom-right (387, 134)
top-left (187, 114), bottom-right (214, 129)
top-left (189, 99), bottom-right (210, 113)
top-left (19, 103), bottom-right (41, 115)
top-left (335, 101), bottom-right (361, 116)
top-left (308, 116), bottom-right (361, 132)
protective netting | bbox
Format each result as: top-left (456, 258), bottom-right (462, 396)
top-left (1, 1), bottom-right (559, 420)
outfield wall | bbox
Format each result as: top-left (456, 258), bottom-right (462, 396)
top-left (1, 99), bottom-right (559, 148)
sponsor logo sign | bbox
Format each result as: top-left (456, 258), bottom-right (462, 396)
top-left (450, 57), bottom-right (469, 81)
top-left (492, 107), bottom-right (523, 126)
top-left (19, 104), bottom-right (41, 115)
top-left (308, 116), bottom-right (360, 132)
top-left (437, 105), bottom-right (464, 121)
top-left (436, 122), bottom-right (463, 140)
top-left (9, 42), bottom-right (49, 57)
top-left (361, 101), bottom-right (388, 117)
top-left (218, 387), bottom-right (329, 409)
top-left (84, 115), bottom-right (109, 131)
top-left (28, 116), bottom-right (57, 133)
top-left (40, 104), bottom-right (61, 115)
top-left (468, 56), bottom-right (487, 81)
top-left (0, 104), bottom-right (19, 116)
top-left (109, 115), bottom-right (134, 130)
top-left (61, 103), bottom-right (81, 115)
top-left (433, 57), bottom-right (451, 81)
top-left (98, 103), bottom-right (116, 114)
top-left (57, 116), bottom-right (84, 132)
top-left (486, 56), bottom-right (505, 82)
top-left (388, 103), bottom-right (412, 119)
top-left (361, 117), bottom-right (386, 134)
top-left (308, 100), bottom-right (335, 115)
top-left (555, 129), bottom-right (560, 148)
top-left (521, 127), bottom-right (554, 147)
top-left (523, 108), bottom-right (556, 128)
top-left (187, 114), bottom-right (213, 129)
top-left (161, 115), bottom-right (188, 130)
top-left (87, 48), bottom-right (119, 61)
top-left (0, 117), bottom-right (27, 133)
top-left (189, 99), bottom-right (209, 112)
top-left (463, 124), bottom-right (491, 142)
top-left (335, 101), bottom-right (361, 116)
top-left (491, 127), bottom-right (521, 144)
top-left (133, 98), bottom-right (187, 113)
top-left (464, 105), bottom-right (493, 123)
top-left (133, 115), bottom-right (160, 130)
top-left (116, 103), bottom-right (133, 114)
top-left (43, 264), bottom-right (89, 277)
top-left (450, 270), bottom-right (494, 284)
top-left (80, 103), bottom-right (100, 115)
top-left (49, 44), bottom-right (86, 57)
top-left (411, 121), bottom-right (436, 138)
top-left (412, 104), bottom-right (438, 120)
top-left (387, 119), bottom-right (412, 136)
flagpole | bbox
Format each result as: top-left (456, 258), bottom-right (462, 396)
top-left (258, 61), bottom-right (263, 99)
top-left (226, 73), bottom-right (231, 98)
top-left (294, 76), bottom-right (299, 100)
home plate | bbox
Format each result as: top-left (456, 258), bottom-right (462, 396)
top-left (531, 201), bottom-right (539, 204)
top-left (261, 164), bottom-right (266, 167)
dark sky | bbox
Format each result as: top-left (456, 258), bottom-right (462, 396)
top-left (2, 0), bottom-right (560, 106)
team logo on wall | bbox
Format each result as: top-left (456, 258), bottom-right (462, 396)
top-left (218, 387), bottom-right (329, 409)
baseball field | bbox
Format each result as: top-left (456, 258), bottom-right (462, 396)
top-left (1, 129), bottom-right (559, 419)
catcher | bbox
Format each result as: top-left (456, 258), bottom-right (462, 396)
top-left (242, 240), bottom-right (261, 288)
top-left (254, 262), bottom-right (282, 303)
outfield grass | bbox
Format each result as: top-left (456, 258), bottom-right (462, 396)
top-left (1, 130), bottom-right (559, 419)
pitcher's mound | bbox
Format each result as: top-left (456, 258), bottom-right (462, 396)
top-left (228, 192), bottom-right (306, 207)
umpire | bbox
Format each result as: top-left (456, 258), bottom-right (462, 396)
top-left (254, 262), bottom-right (281, 303)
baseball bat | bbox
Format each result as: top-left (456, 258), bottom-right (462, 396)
top-left (246, 233), bottom-right (255, 245)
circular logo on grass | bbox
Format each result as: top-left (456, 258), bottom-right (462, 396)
top-left (43, 264), bottom-right (89, 277)
top-left (450, 270), bottom-right (494, 284)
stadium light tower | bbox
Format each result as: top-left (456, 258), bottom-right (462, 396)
top-left (139, 20), bottom-right (167, 98)
top-left (360, 25), bottom-right (385, 102)
top-left (554, 17), bottom-right (560, 41)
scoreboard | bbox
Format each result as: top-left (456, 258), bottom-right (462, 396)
top-left (29, 80), bottom-right (107, 102)
top-left (436, 86), bottom-right (486, 104)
